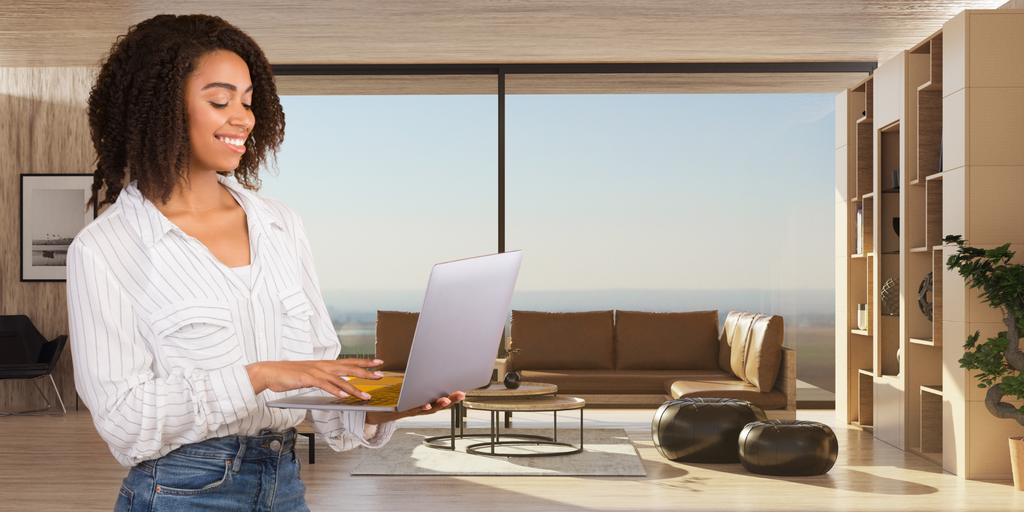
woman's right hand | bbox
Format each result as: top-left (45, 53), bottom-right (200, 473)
top-left (245, 358), bottom-right (385, 399)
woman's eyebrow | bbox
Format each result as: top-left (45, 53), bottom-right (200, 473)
top-left (201, 82), bottom-right (254, 92)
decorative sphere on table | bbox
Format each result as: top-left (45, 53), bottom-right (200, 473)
top-left (503, 371), bottom-right (521, 389)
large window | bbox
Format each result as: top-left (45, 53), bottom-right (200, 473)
top-left (505, 94), bottom-right (837, 394)
top-left (262, 92), bottom-right (836, 397)
top-left (259, 95), bottom-right (497, 356)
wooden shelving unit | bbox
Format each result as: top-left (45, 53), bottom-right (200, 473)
top-left (837, 9), bottom-right (1024, 480)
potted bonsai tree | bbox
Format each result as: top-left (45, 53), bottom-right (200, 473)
top-left (945, 235), bottom-right (1024, 489)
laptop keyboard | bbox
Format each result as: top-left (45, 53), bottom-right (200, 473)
top-left (328, 382), bottom-right (403, 407)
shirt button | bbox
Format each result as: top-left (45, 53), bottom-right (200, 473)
top-left (270, 440), bottom-right (281, 452)
top-left (258, 331), bottom-right (264, 339)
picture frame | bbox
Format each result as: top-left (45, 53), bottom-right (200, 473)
top-left (20, 174), bottom-right (96, 282)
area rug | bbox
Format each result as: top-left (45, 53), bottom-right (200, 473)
top-left (351, 428), bottom-right (647, 476)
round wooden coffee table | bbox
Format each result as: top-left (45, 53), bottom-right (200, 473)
top-left (423, 382), bottom-right (557, 451)
top-left (463, 396), bottom-right (586, 457)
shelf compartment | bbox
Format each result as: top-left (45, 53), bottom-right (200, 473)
top-left (908, 250), bottom-right (935, 342)
top-left (880, 190), bottom-right (900, 255)
top-left (926, 177), bottom-right (943, 249)
top-left (857, 369), bottom-right (874, 430)
top-left (931, 250), bottom-right (944, 346)
top-left (861, 197), bottom-right (874, 256)
top-left (879, 315), bottom-right (900, 377)
top-left (854, 78), bottom-right (874, 200)
top-left (920, 385), bottom-right (943, 460)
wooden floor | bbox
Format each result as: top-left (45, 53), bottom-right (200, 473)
top-left (2, 409), bottom-right (1023, 511)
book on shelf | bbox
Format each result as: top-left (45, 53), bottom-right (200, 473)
top-left (856, 203), bottom-right (864, 255)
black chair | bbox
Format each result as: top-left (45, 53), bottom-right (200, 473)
top-left (0, 315), bottom-right (68, 417)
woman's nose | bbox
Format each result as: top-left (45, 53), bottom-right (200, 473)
top-left (231, 108), bottom-right (254, 131)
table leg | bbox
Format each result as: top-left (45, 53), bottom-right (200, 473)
top-left (449, 403), bottom-right (456, 451)
top-left (505, 411), bottom-right (512, 428)
top-left (553, 410), bottom-right (558, 442)
top-left (490, 411), bottom-right (497, 455)
top-left (579, 408), bottom-right (584, 451)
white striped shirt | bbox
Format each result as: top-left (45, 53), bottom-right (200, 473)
top-left (67, 175), bottom-right (395, 467)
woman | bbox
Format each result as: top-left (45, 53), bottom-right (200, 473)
top-left (69, 14), bottom-right (462, 511)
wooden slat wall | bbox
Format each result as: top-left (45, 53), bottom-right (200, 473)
top-left (0, 67), bottom-right (97, 411)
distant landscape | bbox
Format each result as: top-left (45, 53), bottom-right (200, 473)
top-left (326, 288), bottom-right (836, 393)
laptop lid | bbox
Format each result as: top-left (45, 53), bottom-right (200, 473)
top-left (266, 250), bottom-right (522, 412)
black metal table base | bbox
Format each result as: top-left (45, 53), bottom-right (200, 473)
top-left (422, 402), bottom-right (554, 451)
top-left (466, 408), bottom-right (583, 457)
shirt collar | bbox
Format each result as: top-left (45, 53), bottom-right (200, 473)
top-left (118, 174), bottom-right (284, 248)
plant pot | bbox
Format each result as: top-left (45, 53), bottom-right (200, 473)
top-left (1011, 437), bottom-right (1024, 491)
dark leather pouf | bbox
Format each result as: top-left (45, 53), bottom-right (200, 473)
top-left (652, 398), bottom-right (767, 463)
top-left (738, 419), bottom-right (839, 476)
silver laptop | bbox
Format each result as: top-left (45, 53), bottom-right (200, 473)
top-left (267, 250), bottom-right (522, 412)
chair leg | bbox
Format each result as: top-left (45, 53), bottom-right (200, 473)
top-left (304, 433), bottom-right (316, 464)
top-left (0, 375), bottom-right (66, 417)
top-left (47, 374), bottom-right (67, 416)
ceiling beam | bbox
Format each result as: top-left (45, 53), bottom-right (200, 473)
top-left (272, 62), bottom-right (878, 76)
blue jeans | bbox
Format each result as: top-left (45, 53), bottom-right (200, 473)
top-left (114, 428), bottom-right (309, 512)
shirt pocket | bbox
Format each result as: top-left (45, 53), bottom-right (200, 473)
top-left (152, 300), bottom-right (242, 370)
top-left (278, 285), bottom-right (315, 359)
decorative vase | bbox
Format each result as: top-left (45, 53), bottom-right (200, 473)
top-left (881, 278), bottom-right (900, 316)
top-left (503, 371), bottom-right (521, 390)
top-left (919, 273), bottom-right (934, 322)
top-left (857, 304), bottom-right (868, 331)
top-left (1011, 437), bottom-right (1024, 491)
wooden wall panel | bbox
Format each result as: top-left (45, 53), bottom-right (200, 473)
top-left (968, 12), bottom-right (1024, 88)
top-left (968, 88), bottom-right (1024, 167)
top-left (0, 67), bottom-right (96, 411)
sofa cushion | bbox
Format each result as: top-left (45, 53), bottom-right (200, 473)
top-left (721, 310), bottom-right (785, 393)
top-left (666, 377), bottom-right (788, 410)
top-left (719, 310), bottom-right (741, 375)
top-left (724, 311), bottom-right (759, 382)
top-left (519, 369), bottom-right (732, 395)
top-left (744, 314), bottom-right (785, 392)
top-left (374, 311), bottom-right (419, 371)
top-left (509, 310), bottom-right (614, 371)
top-left (614, 310), bottom-right (720, 371)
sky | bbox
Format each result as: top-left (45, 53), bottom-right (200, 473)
top-left (257, 93), bottom-right (837, 301)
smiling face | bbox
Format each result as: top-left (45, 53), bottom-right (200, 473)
top-left (183, 49), bottom-right (255, 174)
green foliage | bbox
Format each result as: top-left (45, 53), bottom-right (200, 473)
top-left (945, 235), bottom-right (1024, 415)
top-left (958, 331), bottom-right (1010, 388)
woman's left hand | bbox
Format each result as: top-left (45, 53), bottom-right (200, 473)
top-left (365, 391), bottom-right (466, 425)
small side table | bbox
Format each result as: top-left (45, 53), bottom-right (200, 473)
top-left (423, 382), bottom-right (557, 451)
top-left (463, 396), bottom-right (586, 457)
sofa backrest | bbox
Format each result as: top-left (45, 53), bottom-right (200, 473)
top-left (614, 310), bottom-right (720, 370)
top-left (719, 310), bottom-right (785, 393)
top-left (508, 310), bottom-right (615, 371)
top-left (374, 310), bottom-right (419, 371)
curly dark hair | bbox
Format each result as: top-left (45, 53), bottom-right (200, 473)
top-left (87, 14), bottom-right (285, 208)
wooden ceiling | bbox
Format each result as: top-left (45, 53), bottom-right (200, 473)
top-left (0, 1), bottom-right (1011, 94)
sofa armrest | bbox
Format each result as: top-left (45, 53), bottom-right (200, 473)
top-left (773, 346), bottom-right (797, 416)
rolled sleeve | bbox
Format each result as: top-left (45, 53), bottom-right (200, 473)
top-left (309, 410), bottom-right (397, 450)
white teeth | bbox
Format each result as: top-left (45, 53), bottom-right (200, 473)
top-left (218, 136), bottom-right (245, 147)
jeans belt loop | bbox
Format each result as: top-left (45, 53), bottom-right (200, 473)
top-left (231, 438), bottom-right (246, 475)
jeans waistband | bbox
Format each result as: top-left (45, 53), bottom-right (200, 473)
top-left (168, 428), bottom-right (297, 460)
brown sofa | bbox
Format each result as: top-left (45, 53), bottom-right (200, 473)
top-left (505, 309), bottom-right (796, 419)
top-left (373, 309), bottom-right (796, 419)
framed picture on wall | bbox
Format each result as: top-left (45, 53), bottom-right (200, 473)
top-left (20, 174), bottom-right (96, 282)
